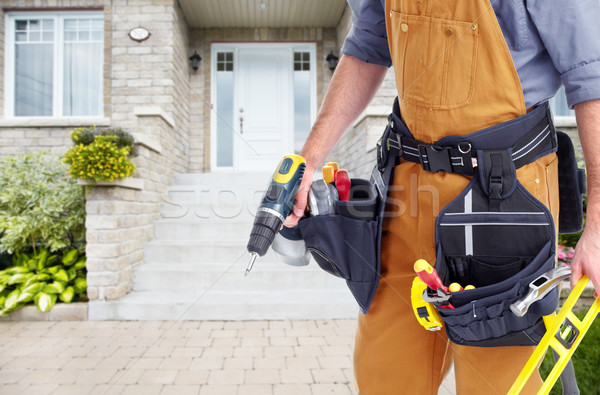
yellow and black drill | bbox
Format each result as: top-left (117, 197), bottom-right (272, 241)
top-left (245, 154), bottom-right (306, 276)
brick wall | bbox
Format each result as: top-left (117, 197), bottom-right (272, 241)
top-left (0, 0), bottom-right (193, 302)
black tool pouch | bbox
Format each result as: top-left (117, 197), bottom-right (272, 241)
top-left (434, 150), bottom-right (559, 346)
top-left (299, 178), bottom-right (382, 313)
top-left (557, 131), bottom-right (587, 234)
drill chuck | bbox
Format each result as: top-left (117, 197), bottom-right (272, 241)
top-left (247, 210), bottom-right (284, 257)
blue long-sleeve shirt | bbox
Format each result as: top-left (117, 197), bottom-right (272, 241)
top-left (342, 0), bottom-right (600, 109)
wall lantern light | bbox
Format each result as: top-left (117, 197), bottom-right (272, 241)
top-left (326, 51), bottom-right (339, 71)
top-left (189, 51), bottom-right (202, 71)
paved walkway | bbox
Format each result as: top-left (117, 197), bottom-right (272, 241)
top-left (0, 320), bottom-right (456, 395)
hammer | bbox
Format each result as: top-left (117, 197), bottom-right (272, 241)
top-left (510, 266), bottom-right (571, 317)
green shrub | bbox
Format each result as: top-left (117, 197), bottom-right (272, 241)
top-left (0, 152), bottom-right (85, 254)
top-left (0, 248), bottom-right (87, 314)
top-left (63, 127), bottom-right (136, 182)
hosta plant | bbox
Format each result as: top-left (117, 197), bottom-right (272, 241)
top-left (63, 127), bottom-right (136, 182)
top-left (0, 248), bottom-right (87, 314)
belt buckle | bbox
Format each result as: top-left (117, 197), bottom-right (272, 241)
top-left (418, 144), bottom-right (453, 173)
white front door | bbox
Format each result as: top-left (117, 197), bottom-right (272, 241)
top-left (236, 47), bottom-right (292, 172)
top-left (211, 43), bottom-right (316, 172)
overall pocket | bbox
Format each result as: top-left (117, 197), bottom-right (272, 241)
top-left (299, 215), bottom-right (380, 313)
top-left (433, 173), bottom-right (559, 346)
top-left (389, 11), bottom-right (479, 109)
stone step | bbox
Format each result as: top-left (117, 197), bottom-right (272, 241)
top-left (153, 219), bottom-right (255, 240)
top-left (172, 172), bottom-right (272, 186)
top-left (88, 288), bottom-right (359, 321)
top-left (132, 261), bottom-right (342, 292)
top-left (160, 200), bottom-right (260, 221)
top-left (144, 240), bottom-right (281, 264)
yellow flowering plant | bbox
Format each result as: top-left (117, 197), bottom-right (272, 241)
top-left (63, 127), bottom-right (137, 182)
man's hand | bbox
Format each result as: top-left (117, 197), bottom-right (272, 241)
top-left (570, 222), bottom-right (600, 296)
top-left (283, 166), bottom-right (315, 227)
top-left (571, 99), bottom-right (600, 294)
top-left (281, 55), bottom-right (388, 228)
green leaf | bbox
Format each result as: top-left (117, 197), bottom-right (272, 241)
top-left (73, 259), bottom-right (86, 270)
top-left (17, 291), bottom-right (34, 303)
top-left (4, 290), bottom-right (20, 309)
top-left (7, 266), bottom-right (29, 274)
top-left (34, 292), bottom-right (56, 312)
top-left (61, 249), bottom-right (79, 266)
top-left (53, 269), bottom-right (69, 283)
top-left (8, 273), bottom-right (32, 285)
top-left (22, 282), bottom-right (45, 295)
top-left (59, 286), bottom-right (75, 303)
top-left (36, 248), bottom-right (50, 270)
top-left (26, 259), bottom-right (37, 271)
top-left (0, 295), bottom-right (6, 307)
top-left (73, 277), bottom-right (87, 294)
top-left (46, 255), bottom-right (58, 266)
top-left (42, 281), bottom-right (65, 295)
top-left (43, 266), bottom-right (59, 274)
top-left (66, 269), bottom-right (77, 281)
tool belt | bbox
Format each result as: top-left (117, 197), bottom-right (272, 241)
top-left (373, 99), bottom-right (586, 347)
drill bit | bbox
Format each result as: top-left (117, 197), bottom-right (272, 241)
top-left (245, 252), bottom-right (258, 276)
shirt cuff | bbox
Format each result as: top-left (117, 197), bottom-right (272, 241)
top-left (341, 26), bottom-right (392, 67)
top-left (561, 60), bottom-right (600, 108)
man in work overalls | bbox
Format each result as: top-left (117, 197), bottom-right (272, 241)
top-left (285, 0), bottom-right (600, 393)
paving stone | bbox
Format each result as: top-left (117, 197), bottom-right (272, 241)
top-left (286, 356), bottom-right (320, 369)
top-left (279, 369), bottom-right (314, 384)
top-left (160, 384), bottom-right (201, 395)
top-left (0, 369), bottom-right (32, 384)
top-left (189, 357), bottom-right (224, 370)
top-left (311, 368), bottom-right (347, 384)
top-left (243, 369), bottom-right (280, 384)
top-left (311, 383), bottom-right (353, 395)
top-left (237, 384), bottom-right (274, 395)
top-left (207, 369), bottom-right (244, 385)
top-left (121, 384), bottom-right (163, 395)
top-left (158, 356), bottom-right (193, 370)
top-left (273, 383), bottom-right (312, 395)
top-left (198, 384), bottom-right (238, 395)
top-left (90, 384), bottom-right (126, 395)
top-left (171, 347), bottom-right (203, 357)
top-left (253, 357), bottom-right (286, 370)
top-left (50, 384), bottom-right (97, 395)
top-left (138, 369), bottom-right (178, 385)
top-left (174, 370), bottom-right (209, 385)
top-left (318, 356), bottom-right (353, 369)
top-left (223, 356), bottom-right (253, 370)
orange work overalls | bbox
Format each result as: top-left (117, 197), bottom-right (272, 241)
top-left (353, 0), bottom-right (560, 393)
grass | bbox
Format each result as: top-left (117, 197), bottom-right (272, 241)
top-left (538, 309), bottom-right (600, 395)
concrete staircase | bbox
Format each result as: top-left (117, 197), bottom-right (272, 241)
top-left (89, 173), bottom-right (359, 320)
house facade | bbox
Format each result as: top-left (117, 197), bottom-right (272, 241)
top-left (0, 0), bottom-right (578, 320)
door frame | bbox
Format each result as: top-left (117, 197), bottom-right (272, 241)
top-left (210, 42), bottom-right (317, 172)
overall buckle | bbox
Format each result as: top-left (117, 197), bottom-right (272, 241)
top-left (418, 145), bottom-right (453, 173)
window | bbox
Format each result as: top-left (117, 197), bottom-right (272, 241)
top-left (293, 51), bottom-right (312, 153)
top-left (216, 51), bottom-right (234, 167)
top-left (5, 12), bottom-right (104, 117)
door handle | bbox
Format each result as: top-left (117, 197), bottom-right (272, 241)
top-left (239, 116), bottom-right (244, 134)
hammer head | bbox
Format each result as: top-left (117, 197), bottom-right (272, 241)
top-left (510, 266), bottom-right (571, 317)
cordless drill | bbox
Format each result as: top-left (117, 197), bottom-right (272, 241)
top-left (245, 154), bottom-right (306, 276)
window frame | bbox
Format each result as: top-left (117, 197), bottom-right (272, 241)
top-left (4, 11), bottom-right (104, 118)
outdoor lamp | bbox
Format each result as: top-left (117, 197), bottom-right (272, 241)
top-left (189, 51), bottom-right (202, 71)
top-left (326, 51), bottom-right (339, 71)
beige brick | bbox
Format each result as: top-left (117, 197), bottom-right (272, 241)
top-left (273, 384), bottom-right (312, 395)
top-left (160, 385), bottom-right (201, 395)
top-left (311, 384), bottom-right (353, 395)
top-left (207, 369), bottom-right (244, 385)
top-left (311, 368), bottom-right (347, 384)
top-left (121, 384), bottom-right (163, 395)
top-left (189, 357), bottom-right (223, 370)
top-left (138, 369), bottom-right (178, 385)
top-left (244, 369), bottom-right (280, 385)
top-left (174, 370), bottom-right (209, 385)
top-left (280, 369), bottom-right (313, 384)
